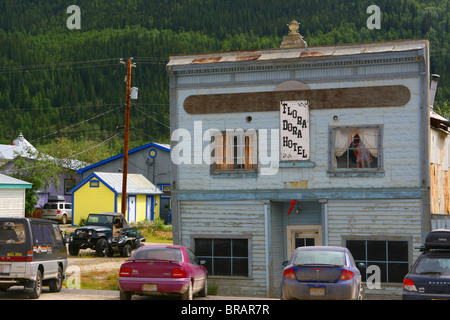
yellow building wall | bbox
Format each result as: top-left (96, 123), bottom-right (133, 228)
top-left (73, 179), bottom-right (116, 225)
top-left (153, 195), bottom-right (161, 220)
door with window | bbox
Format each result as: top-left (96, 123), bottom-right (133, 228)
top-left (287, 226), bottom-right (322, 258)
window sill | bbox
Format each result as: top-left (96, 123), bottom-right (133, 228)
top-left (211, 170), bottom-right (257, 178)
top-left (279, 161), bottom-right (315, 168)
top-left (327, 170), bottom-right (385, 177)
top-left (208, 275), bottom-right (252, 280)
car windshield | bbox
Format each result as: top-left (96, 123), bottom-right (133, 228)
top-left (85, 215), bottom-right (115, 226)
top-left (414, 255), bottom-right (450, 275)
top-left (0, 222), bottom-right (26, 244)
top-left (293, 250), bottom-right (346, 266)
top-left (133, 247), bottom-right (182, 262)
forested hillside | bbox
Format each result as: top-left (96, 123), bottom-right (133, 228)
top-left (0, 0), bottom-right (448, 162)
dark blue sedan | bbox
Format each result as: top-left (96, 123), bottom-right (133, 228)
top-left (281, 246), bottom-right (364, 300)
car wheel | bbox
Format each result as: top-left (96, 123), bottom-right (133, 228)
top-left (120, 291), bottom-right (133, 300)
top-left (198, 278), bottom-right (208, 297)
top-left (182, 280), bottom-right (193, 300)
top-left (29, 270), bottom-right (42, 299)
top-left (49, 267), bottom-right (63, 292)
top-left (120, 244), bottom-right (132, 257)
top-left (68, 243), bottom-right (80, 256)
top-left (95, 238), bottom-right (107, 257)
top-left (61, 215), bottom-right (67, 224)
top-left (106, 246), bottom-right (115, 257)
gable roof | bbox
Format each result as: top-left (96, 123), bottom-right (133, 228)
top-left (70, 172), bottom-right (163, 195)
top-left (77, 142), bottom-right (170, 174)
top-left (0, 173), bottom-right (32, 189)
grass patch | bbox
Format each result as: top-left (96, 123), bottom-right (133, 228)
top-left (134, 218), bottom-right (173, 244)
top-left (63, 269), bottom-right (120, 290)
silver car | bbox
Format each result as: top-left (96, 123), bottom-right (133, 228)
top-left (41, 201), bottom-right (72, 224)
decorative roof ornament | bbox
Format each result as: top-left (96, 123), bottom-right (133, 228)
top-left (280, 20), bottom-right (308, 49)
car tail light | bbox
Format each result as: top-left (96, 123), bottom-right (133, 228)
top-left (57, 210), bottom-right (61, 214)
top-left (172, 268), bottom-right (187, 278)
top-left (339, 269), bottom-right (354, 281)
top-left (283, 268), bottom-right (296, 280)
top-left (403, 278), bottom-right (417, 292)
top-left (119, 266), bottom-right (131, 277)
top-left (26, 250), bottom-right (33, 262)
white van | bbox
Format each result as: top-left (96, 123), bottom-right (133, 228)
top-left (0, 218), bottom-right (68, 299)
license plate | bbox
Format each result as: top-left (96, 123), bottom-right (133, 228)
top-left (0, 264), bottom-right (10, 275)
top-left (310, 287), bottom-right (325, 296)
top-left (142, 284), bottom-right (157, 292)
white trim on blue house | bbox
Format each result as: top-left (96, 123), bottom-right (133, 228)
top-left (76, 142), bottom-right (170, 176)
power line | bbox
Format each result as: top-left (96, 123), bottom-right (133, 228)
top-left (31, 105), bottom-right (123, 143)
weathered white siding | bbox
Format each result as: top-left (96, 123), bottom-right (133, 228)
top-left (179, 200), bottom-right (269, 297)
top-left (175, 77), bottom-right (422, 192)
top-left (0, 189), bottom-right (26, 217)
top-left (327, 199), bottom-right (423, 261)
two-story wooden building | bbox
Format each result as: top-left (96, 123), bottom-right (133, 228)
top-left (167, 23), bottom-right (444, 297)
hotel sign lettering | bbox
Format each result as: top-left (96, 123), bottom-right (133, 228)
top-left (280, 100), bottom-right (310, 161)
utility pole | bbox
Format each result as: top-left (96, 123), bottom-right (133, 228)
top-left (120, 58), bottom-right (135, 218)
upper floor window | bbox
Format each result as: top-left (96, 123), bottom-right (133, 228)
top-left (211, 130), bottom-right (257, 173)
top-left (329, 126), bottom-right (382, 174)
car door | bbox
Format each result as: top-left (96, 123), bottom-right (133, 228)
top-left (186, 248), bottom-right (206, 292)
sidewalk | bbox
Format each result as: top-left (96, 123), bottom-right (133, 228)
top-left (364, 285), bottom-right (403, 300)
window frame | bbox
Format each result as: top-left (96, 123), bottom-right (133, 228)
top-left (192, 235), bottom-right (252, 278)
top-left (328, 125), bottom-right (384, 177)
top-left (210, 130), bottom-right (258, 175)
top-left (64, 179), bottom-right (76, 195)
top-left (345, 238), bottom-right (410, 283)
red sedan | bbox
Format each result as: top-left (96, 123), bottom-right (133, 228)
top-left (118, 245), bottom-right (208, 300)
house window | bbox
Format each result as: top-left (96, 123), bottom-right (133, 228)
top-left (330, 126), bottom-right (382, 172)
top-left (65, 179), bottom-right (76, 194)
top-left (194, 238), bottom-right (249, 277)
top-left (90, 180), bottom-right (99, 188)
top-left (211, 130), bottom-right (257, 173)
top-left (346, 239), bottom-right (409, 283)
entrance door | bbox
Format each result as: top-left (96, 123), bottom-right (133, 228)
top-left (128, 196), bottom-right (136, 223)
top-left (287, 225), bottom-right (322, 258)
top-left (146, 196), bottom-right (154, 221)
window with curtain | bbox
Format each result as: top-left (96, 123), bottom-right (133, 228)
top-left (211, 130), bottom-right (257, 173)
top-left (331, 126), bottom-right (382, 171)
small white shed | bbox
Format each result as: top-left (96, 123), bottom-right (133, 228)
top-left (0, 173), bottom-right (32, 218)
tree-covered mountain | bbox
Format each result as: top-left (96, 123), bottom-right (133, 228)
top-left (0, 0), bottom-right (448, 161)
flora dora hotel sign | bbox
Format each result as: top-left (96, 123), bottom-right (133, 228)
top-left (280, 100), bottom-right (310, 161)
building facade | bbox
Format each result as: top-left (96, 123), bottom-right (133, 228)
top-left (168, 34), bottom-right (438, 297)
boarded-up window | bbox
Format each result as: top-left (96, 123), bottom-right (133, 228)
top-left (211, 130), bottom-right (257, 172)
